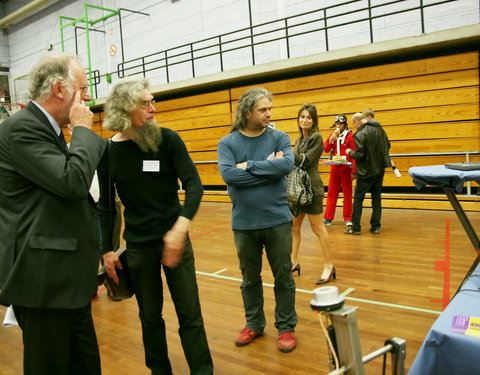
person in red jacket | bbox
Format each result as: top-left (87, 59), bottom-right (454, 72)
top-left (323, 114), bottom-right (356, 228)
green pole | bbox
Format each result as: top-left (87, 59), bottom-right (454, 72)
top-left (60, 16), bottom-right (86, 52)
top-left (83, 4), bottom-right (94, 106)
top-left (85, 4), bottom-right (118, 24)
top-left (60, 15), bottom-right (86, 28)
top-left (60, 16), bottom-right (65, 52)
top-left (85, 4), bottom-right (117, 13)
top-left (59, 4), bottom-right (123, 106)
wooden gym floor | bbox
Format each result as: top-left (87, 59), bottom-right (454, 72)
top-left (1, 202), bottom-right (479, 374)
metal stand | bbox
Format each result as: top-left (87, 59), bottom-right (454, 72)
top-left (442, 187), bottom-right (480, 297)
top-left (325, 305), bottom-right (406, 375)
top-left (442, 187), bottom-right (480, 253)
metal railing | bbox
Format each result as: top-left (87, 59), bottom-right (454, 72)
top-left (111, 0), bottom-right (457, 84)
top-left (193, 150), bottom-right (480, 164)
top-left (192, 151), bottom-right (480, 196)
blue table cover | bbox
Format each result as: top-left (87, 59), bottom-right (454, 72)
top-left (409, 165), bottom-right (480, 193)
top-left (408, 164), bottom-right (480, 374)
top-left (408, 266), bottom-right (480, 374)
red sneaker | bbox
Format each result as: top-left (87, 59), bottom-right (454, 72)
top-left (278, 331), bottom-right (297, 353)
top-left (234, 328), bottom-right (262, 346)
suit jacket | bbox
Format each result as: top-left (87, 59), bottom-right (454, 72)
top-left (0, 101), bottom-right (105, 309)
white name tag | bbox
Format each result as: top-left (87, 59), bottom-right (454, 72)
top-left (143, 160), bottom-right (160, 172)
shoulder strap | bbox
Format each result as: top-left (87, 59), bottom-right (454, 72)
top-left (107, 138), bottom-right (113, 213)
top-left (299, 153), bottom-right (306, 168)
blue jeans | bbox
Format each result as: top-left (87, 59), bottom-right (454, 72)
top-left (352, 170), bottom-right (385, 232)
top-left (126, 238), bottom-right (213, 375)
top-left (233, 221), bottom-right (297, 334)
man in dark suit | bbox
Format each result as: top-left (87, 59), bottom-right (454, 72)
top-left (0, 53), bottom-right (105, 375)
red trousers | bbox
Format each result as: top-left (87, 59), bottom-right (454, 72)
top-left (324, 164), bottom-right (353, 222)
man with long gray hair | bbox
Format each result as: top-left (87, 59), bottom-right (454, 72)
top-left (218, 87), bottom-right (298, 353)
top-left (0, 53), bottom-right (105, 375)
top-left (98, 77), bottom-right (213, 375)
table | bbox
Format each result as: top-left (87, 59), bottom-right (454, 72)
top-left (409, 165), bottom-right (480, 254)
top-left (408, 267), bottom-right (480, 375)
top-left (408, 165), bottom-right (480, 374)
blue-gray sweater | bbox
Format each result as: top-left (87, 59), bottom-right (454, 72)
top-left (218, 128), bottom-right (294, 230)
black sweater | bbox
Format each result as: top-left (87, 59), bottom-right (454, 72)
top-left (97, 127), bottom-right (203, 252)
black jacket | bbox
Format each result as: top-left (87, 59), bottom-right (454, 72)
top-left (294, 131), bottom-right (324, 196)
top-left (349, 120), bottom-right (391, 179)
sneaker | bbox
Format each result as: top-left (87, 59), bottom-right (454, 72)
top-left (278, 331), bottom-right (297, 353)
top-left (369, 227), bottom-right (380, 234)
top-left (234, 328), bottom-right (262, 346)
top-left (345, 221), bottom-right (352, 227)
top-left (324, 219), bottom-right (333, 225)
top-left (344, 227), bottom-right (361, 235)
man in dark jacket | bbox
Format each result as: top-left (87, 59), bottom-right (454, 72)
top-left (344, 112), bottom-right (391, 235)
top-left (0, 53), bottom-right (105, 375)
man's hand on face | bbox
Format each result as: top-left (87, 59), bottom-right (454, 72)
top-left (69, 91), bottom-right (93, 129)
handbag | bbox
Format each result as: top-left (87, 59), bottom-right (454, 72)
top-left (287, 154), bottom-right (313, 212)
top-left (97, 247), bottom-right (134, 301)
top-left (96, 138), bottom-right (134, 301)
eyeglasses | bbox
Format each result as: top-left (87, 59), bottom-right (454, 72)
top-left (139, 99), bottom-right (155, 109)
top-left (74, 84), bottom-right (89, 94)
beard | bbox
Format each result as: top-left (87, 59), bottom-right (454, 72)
top-left (131, 121), bottom-right (163, 153)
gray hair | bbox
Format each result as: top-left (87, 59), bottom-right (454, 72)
top-left (104, 77), bottom-right (150, 132)
top-left (231, 87), bottom-right (272, 132)
top-left (352, 112), bottom-right (365, 123)
top-left (28, 53), bottom-right (81, 101)
top-left (362, 108), bottom-right (374, 119)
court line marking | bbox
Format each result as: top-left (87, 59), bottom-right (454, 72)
top-left (196, 271), bottom-right (441, 316)
top-left (190, 220), bottom-right (230, 233)
top-left (212, 268), bottom-right (228, 275)
top-left (190, 224), bottom-right (230, 240)
top-left (341, 287), bottom-right (355, 297)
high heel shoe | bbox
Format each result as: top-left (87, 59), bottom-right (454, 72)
top-left (315, 266), bottom-right (336, 285)
top-left (291, 263), bottom-right (301, 276)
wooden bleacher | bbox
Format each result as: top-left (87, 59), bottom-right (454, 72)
top-left (90, 51), bottom-right (480, 211)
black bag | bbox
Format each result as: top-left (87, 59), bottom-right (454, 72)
top-left (287, 154), bottom-right (313, 212)
top-left (97, 247), bottom-right (134, 301)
